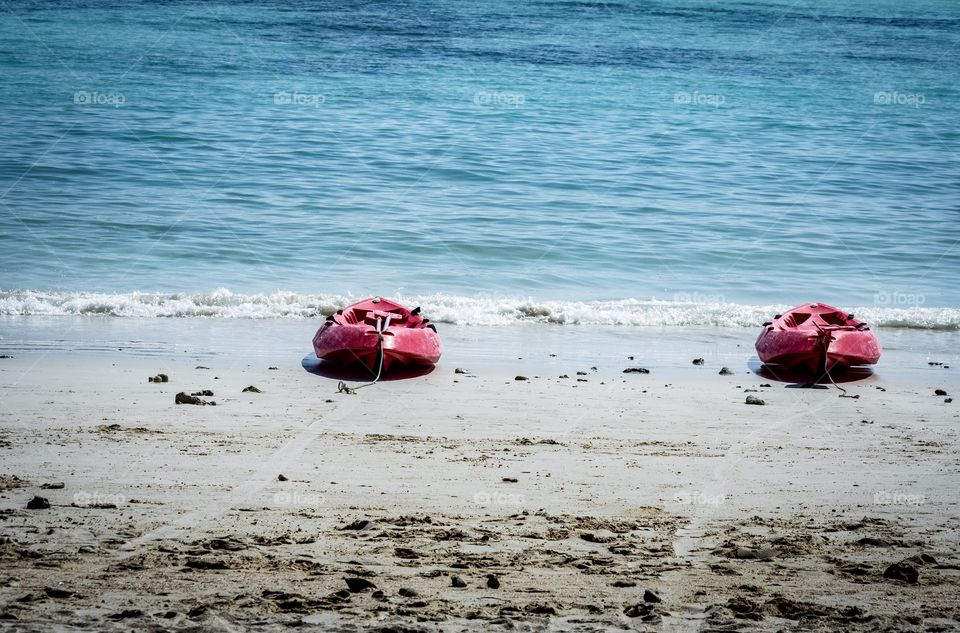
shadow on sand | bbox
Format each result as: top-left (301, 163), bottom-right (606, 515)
top-left (301, 353), bottom-right (435, 382)
top-left (748, 356), bottom-right (875, 388)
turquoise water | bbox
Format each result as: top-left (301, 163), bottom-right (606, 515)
top-left (1, 0), bottom-right (958, 319)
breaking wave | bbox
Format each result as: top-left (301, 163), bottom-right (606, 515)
top-left (1, 289), bottom-right (958, 329)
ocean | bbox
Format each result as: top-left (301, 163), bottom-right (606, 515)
top-left (1, 0), bottom-right (958, 327)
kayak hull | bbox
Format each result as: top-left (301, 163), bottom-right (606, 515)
top-left (312, 298), bottom-right (441, 374)
top-left (756, 303), bottom-right (881, 373)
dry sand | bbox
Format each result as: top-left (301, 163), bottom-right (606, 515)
top-left (0, 322), bottom-right (958, 631)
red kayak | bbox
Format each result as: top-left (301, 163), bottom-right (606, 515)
top-left (312, 297), bottom-right (441, 374)
top-left (756, 303), bottom-right (881, 373)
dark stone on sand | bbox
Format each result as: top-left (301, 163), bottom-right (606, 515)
top-left (576, 371), bottom-right (587, 376)
top-left (745, 395), bottom-right (766, 406)
top-left (277, 474), bottom-right (288, 482)
top-left (502, 477), bottom-right (518, 483)
top-left (176, 392), bottom-right (214, 405)
top-left (191, 390), bottom-right (214, 397)
top-left (207, 538), bottom-right (247, 551)
top-left (719, 367), bottom-right (733, 375)
top-left (624, 603), bottom-right (654, 618)
top-left (185, 558), bottom-right (229, 570)
top-left (454, 367), bottom-right (470, 374)
top-left (108, 609), bottom-right (143, 620)
top-left (268, 366), bottom-right (278, 370)
top-left (611, 580), bottom-right (636, 587)
top-left (947, 398), bottom-right (954, 403)
top-left (883, 561), bottom-right (919, 584)
top-left (559, 374), bottom-right (569, 378)
top-left (344, 577), bottom-right (377, 593)
top-left (398, 587), bottom-right (418, 597)
top-left (644, 589), bottom-right (662, 603)
top-left (733, 547), bottom-right (776, 560)
top-left (623, 367), bottom-right (650, 374)
top-left (451, 575), bottom-right (467, 588)
top-left (487, 574), bottom-right (500, 589)
top-left (26, 496), bottom-right (50, 510)
top-left (0, 355), bottom-right (12, 359)
top-left (692, 358), bottom-right (704, 365)
top-left (158, 374), bottom-right (168, 382)
top-left (342, 519), bottom-right (374, 531)
top-left (242, 385), bottom-right (262, 393)
top-left (43, 586), bottom-right (72, 598)
top-left (525, 603), bottom-right (556, 615)
top-left (935, 389), bottom-right (948, 396)
top-left (515, 375), bottom-right (528, 381)
top-left (40, 482), bottom-right (65, 489)
top-left (905, 553), bottom-right (937, 566)
top-left (395, 547), bottom-right (421, 559)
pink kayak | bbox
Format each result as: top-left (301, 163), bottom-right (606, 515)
top-left (312, 297), bottom-right (441, 374)
top-left (755, 303), bottom-right (881, 373)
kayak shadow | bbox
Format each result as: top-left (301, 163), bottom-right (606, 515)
top-left (301, 353), bottom-right (435, 382)
top-left (748, 357), bottom-right (875, 386)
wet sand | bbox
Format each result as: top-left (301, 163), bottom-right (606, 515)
top-left (0, 323), bottom-right (958, 631)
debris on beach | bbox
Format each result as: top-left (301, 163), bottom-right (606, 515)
top-left (692, 358), bottom-right (704, 365)
top-left (242, 385), bottom-right (262, 393)
top-left (43, 586), bottom-right (73, 599)
top-left (147, 373), bottom-right (169, 383)
top-left (515, 375), bottom-right (528, 381)
top-left (344, 577), bottom-right (376, 593)
top-left (644, 589), bottom-right (661, 603)
top-left (175, 392), bottom-right (215, 406)
top-left (883, 560), bottom-right (919, 584)
top-left (934, 389), bottom-right (948, 396)
top-left (623, 367), bottom-right (650, 374)
top-left (502, 477), bottom-right (518, 483)
top-left (745, 395), bottom-right (766, 405)
top-left (719, 367), bottom-right (734, 375)
top-left (40, 482), bottom-right (64, 489)
top-left (454, 367), bottom-right (471, 374)
top-left (486, 574), bottom-right (500, 589)
top-left (191, 390), bottom-right (214, 397)
top-left (26, 496), bottom-right (50, 510)
top-left (277, 474), bottom-right (287, 481)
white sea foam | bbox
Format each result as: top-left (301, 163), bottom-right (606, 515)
top-left (0, 289), bottom-right (957, 329)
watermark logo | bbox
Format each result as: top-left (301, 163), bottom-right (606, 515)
top-left (674, 491), bottom-right (726, 506)
top-left (873, 291), bottom-right (924, 307)
top-left (874, 490), bottom-right (925, 506)
top-left (274, 491), bottom-right (325, 507)
top-left (473, 491), bottom-right (525, 506)
top-left (73, 490), bottom-right (125, 507)
top-left (273, 91), bottom-right (326, 107)
top-left (674, 91), bottom-right (725, 107)
top-left (74, 91), bottom-right (125, 108)
top-left (673, 291), bottom-right (727, 304)
top-left (873, 91), bottom-right (925, 108)
top-left (473, 90), bottom-right (525, 108)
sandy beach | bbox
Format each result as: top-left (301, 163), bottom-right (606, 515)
top-left (0, 320), bottom-right (958, 631)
